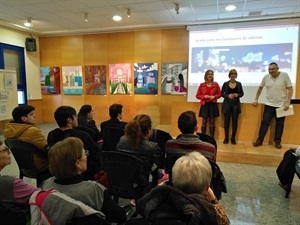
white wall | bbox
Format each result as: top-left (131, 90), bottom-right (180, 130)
top-left (0, 26), bottom-right (41, 100)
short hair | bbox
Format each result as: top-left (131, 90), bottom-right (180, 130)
top-left (228, 69), bottom-right (237, 78)
top-left (54, 106), bottom-right (77, 127)
top-left (172, 151), bottom-right (212, 195)
top-left (178, 111), bottom-right (197, 134)
top-left (204, 69), bottom-right (214, 82)
top-left (78, 104), bottom-right (92, 126)
top-left (125, 114), bottom-right (152, 148)
top-left (12, 105), bottom-right (35, 122)
top-left (109, 104), bottom-right (123, 118)
top-left (269, 62), bottom-right (279, 68)
top-left (48, 137), bottom-right (83, 179)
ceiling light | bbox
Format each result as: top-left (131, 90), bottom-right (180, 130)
top-left (24, 18), bottom-right (32, 27)
top-left (127, 9), bottom-right (131, 18)
top-left (84, 13), bottom-right (88, 22)
top-left (175, 3), bottom-right (179, 14)
top-left (113, 15), bottom-right (122, 21)
top-left (225, 5), bottom-right (236, 11)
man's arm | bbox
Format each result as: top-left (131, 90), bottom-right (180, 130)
top-left (284, 86), bottom-right (293, 110)
top-left (252, 86), bottom-right (263, 107)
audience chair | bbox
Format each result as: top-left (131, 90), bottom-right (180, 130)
top-left (4, 139), bottom-right (50, 187)
top-left (149, 129), bottom-right (173, 153)
top-left (197, 132), bottom-right (217, 151)
top-left (100, 151), bottom-right (153, 219)
top-left (0, 200), bottom-right (30, 225)
top-left (77, 126), bottom-right (100, 142)
top-left (102, 127), bottom-right (124, 151)
top-left (164, 152), bottom-right (227, 200)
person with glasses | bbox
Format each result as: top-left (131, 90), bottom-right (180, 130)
top-left (0, 140), bottom-right (40, 203)
top-left (221, 69), bottom-right (244, 145)
top-left (42, 137), bottom-right (126, 224)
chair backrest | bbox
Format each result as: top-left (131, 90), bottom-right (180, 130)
top-left (0, 200), bottom-right (29, 225)
top-left (197, 132), bottom-right (217, 150)
top-left (77, 126), bottom-right (99, 142)
top-left (100, 151), bottom-right (151, 200)
top-left (102, 127), bottom-right (125, 151)
top-left (149, 129), bottom-right (173, 153)
top-left (4, 139), bottom-right (48, 185)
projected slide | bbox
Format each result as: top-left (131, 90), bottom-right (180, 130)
top-left (187, 24), bottom-right (299, 103)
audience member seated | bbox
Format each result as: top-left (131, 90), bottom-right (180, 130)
top-left (42, 137), bottom-right (126, 224)
top-left (78, 104), bottom-right (101, 142)
top-left (166, 110), bottom-right (216, 161)
top-left (0, 140), bottom-right (40, 225)
top-left (47, 106), bottom-right (101, 180)
top-left (137, 152), bottom-right (230, 225)
top-left (4, 105), bottom-right (49, 173)
top-left (100, 103), bottom-right (127, 137)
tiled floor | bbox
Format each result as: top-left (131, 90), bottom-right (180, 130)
top-left (1, 123), bottom-right (300, 225)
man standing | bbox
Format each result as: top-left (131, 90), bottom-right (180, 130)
top-left (253, 62), bottom-right (293, 149)
top-left (4, 105), bottom-right (49, 173)
top-left (165, 110), bottom-right (216, 161)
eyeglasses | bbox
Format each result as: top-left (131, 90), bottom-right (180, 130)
top-left (84, 150), bottom-right (89, 157)
top-left (0, 146), bottom-right (10, 154)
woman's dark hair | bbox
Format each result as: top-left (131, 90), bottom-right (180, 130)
top-left (124, 114), bottom-right (152, 149)
top-left (78, 104), bottom-right (92, 126)
top-left (178, 74), bottom-right (185, 88)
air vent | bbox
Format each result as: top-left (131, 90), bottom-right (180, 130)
top-left (248, 11), bottom-right (262, 16)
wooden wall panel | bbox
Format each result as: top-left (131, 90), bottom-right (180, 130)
top-left (42, 95), bottom-right (63, 122)
top-left (28, 99), bottom-right (43, 123)
top-left (160, 95), bottom-right (187, 125)
top-left (62, 95), bottom-right (85, 112)
top-left (61, 36), bottom-right (84, 65)
top-left (83, 34), bottom-right (108, 65)
top-left (106, 95), bottom-right (135, 122)
top-left (39, 37), bottom-right (61, 66)
top-left (84, 95), bottom-right (109, 126)
top-left (108, 32), bottom-right (134, 63)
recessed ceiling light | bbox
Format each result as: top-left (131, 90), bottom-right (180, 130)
top-left (24, 18), bottom-right (33, 27)
top-left (225, 5), bottom-right (236, 11)
top-left (113, 15), bottom-right (122, 21)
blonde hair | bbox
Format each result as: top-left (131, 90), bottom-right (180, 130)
top-left (172, 151), bottom-right (212, 195)
top-left (48, 137), bottom-right (83, 179)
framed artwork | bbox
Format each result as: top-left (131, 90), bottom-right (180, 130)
top-left (85, 65), bottom-right (107, 95)
top-left (134, 63), bottom-right (158, 94)
top-left (161, 62), bottom-right (188, 95)
top-left (40, 67), bottom-right (60, 94)
top-left (62, 66), bottom-right (83, 95)
top-left (109, 63), bottom-right (132, 94)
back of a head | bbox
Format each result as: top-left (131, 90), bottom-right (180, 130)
top-left (48, 137), bottom-right (83, 179)
top-left (12, 105), bottom-right (35, 122)
top-left (78, 105), bottom-right (92, 125)
top-left (178, 111), bottom-right (197, 134)
top-left (109, 104), bottom-right (122, 118)
top-left (125, 114), bottom-right (152, 148)
top-left (172, 151), bottom-right (212, 195)
top-left (54, 106), bottom-right (76, 127)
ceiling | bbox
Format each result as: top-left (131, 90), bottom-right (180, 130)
top-left (0, 0), bottom-right (299, 36)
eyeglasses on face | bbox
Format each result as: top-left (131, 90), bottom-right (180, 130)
top-left (0, 146), bottom-right (10, 154)
top-left (84, 150), bottom-right (89, 157)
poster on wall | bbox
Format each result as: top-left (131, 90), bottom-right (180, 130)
top-left (109, 63), bottom-right (132, 94)
top-left (161, 62), bottom-right (188, 95)
top-left (85, 65), bottom-right (107, 95)
top-left (0, 91), bottom-right (9, 101)
top-left (40, 67), bottom-right (61, 94)
top-left (62, 66), bottom-right (83, 95)
top-left (134, 63), bottom-right (158, 94)
top-left (4, 74), bottom-right (14, 89)
top-left (0, 102), bottom-right (8, 117)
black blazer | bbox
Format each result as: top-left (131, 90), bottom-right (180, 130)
top-left (99, 118), bottom-right (127, 138)
top-left (221, 80), bottom-right (244, 114)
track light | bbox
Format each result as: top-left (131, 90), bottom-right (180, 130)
top-left (127, 9), bottom-right (131, 18)
top-left (84, 13), bottom-right (88, 22)
top-left (175, 3), bottom-right (179, 14)
top-left (24, 18), bottom-right (32, 27)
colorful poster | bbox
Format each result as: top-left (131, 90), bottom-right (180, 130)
top-left (40, 67), bottom-right (60, 94)
top-left (109, 63), bottom-right (132, 94)
top-left (62, 66), bottom-right (83, 95)
top-left (85, 65), bottom-right (107, 95)
top-left (161, 63), bottom-right (188, 95)
top-left (134, 63), bottom-right (158, 94)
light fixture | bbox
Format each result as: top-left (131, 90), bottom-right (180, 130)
top-left (175, 3), bottom-right (179, 14)
top-left (84, 13), bottom-right (88, 22)
top-left (127, 9), bottom-right (131, 18)
top-left (24, 18), bottom-right (32, 27)
top-left (225, 5), bottom-right (236, 11)
top-left (113, 15), bottom-right (122, 21)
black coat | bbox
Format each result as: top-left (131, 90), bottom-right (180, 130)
top-left (221, 80), bottom-right (244, 114)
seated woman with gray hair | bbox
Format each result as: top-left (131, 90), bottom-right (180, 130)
top-left (42, 137), bottom-right (126, 224)
top-left (137, 151), bottom-right (230, 225)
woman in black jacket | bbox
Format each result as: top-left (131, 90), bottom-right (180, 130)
top-left (221, 69), bottom-right (244, 144)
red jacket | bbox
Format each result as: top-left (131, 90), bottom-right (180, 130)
top-left (196, 82), bottom-right (221, 105)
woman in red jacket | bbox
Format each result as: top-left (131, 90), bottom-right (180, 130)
top-left (196, 70), bottom-right (221, 138)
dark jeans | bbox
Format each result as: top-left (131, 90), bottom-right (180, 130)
top-left (224, 100), bottom-right (240, 139)
top-left (257, 105), bottom-right (285, 142)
